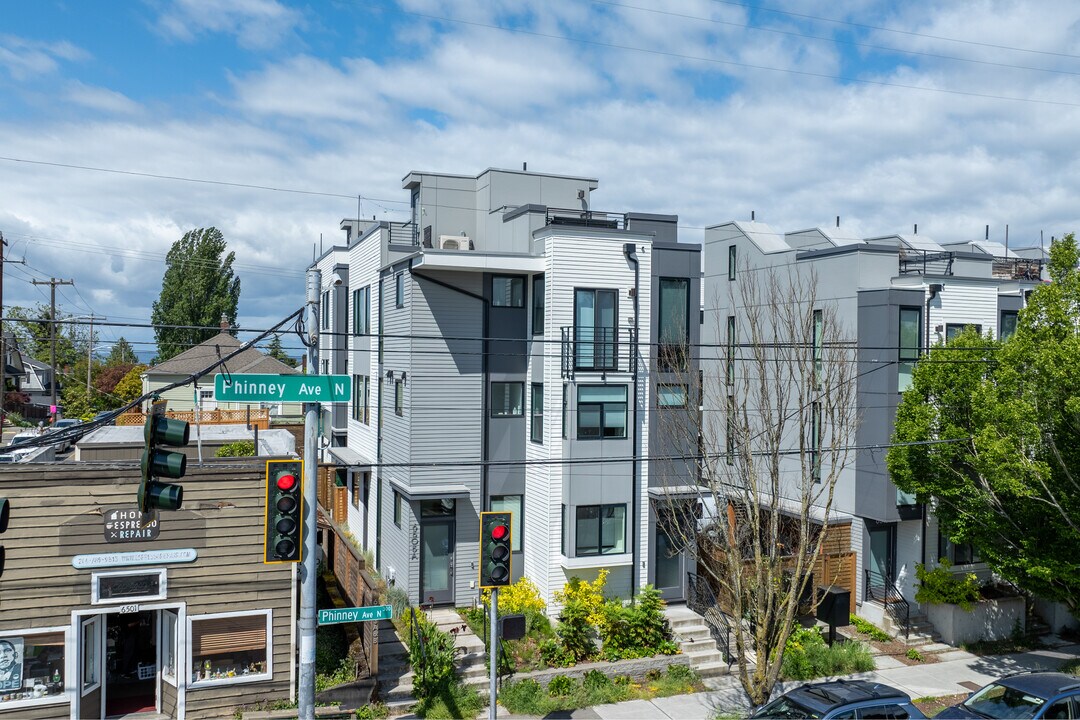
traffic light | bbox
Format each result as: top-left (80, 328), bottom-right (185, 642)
top-left (0, 498), bottom-right (8, 577)
top-left (264, 459), bottom-right (303, 564)
top-left (479, 511), bottom-right (512, 588)
top-left (138, 414), bottom-right (190, 513)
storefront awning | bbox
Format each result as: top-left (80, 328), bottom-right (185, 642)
top-left (389, 480), bottom-right (472, 500)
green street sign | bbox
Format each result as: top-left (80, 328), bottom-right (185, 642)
top-left (318, 605), bottom-right (393, 625)
top-left (214, 374), bottom-right (352, 403)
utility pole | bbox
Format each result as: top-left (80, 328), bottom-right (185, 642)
top-left (0, 232), bottom-right (26, 433)
top-left (85, 314), bottom-right (107, 395)
top-left (31, 278), bottom-right (74, 422)
top-left (298, 267), bottom-right (320, 719)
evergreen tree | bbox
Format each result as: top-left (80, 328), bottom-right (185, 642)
top-left (105, 337), bottom-right (137, 366)
top-left (266, 334), bottom-right (298, 368)
top-left (151, 227), bottom-right (240, 363)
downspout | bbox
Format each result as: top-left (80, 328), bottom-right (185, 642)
top-left (624, 243), bottom-right (641, 597)
top-left (921, 283), bottom-right (942, 569)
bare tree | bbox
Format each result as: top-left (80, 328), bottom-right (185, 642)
top-left (655, 264), bottom-right (858, 705)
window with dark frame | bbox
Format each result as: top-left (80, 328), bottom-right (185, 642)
top-left (898, 307), bottom-right (921, 392)
top-left (726, 395), bottom-right (735, 465)
top-left (491, 382), bottom-right (524, 417)
top-left (351, 472), bottom-right (361, 509)
top-left (394, 380), bottom-right (403, 416)
top-left (562, 383), bottom-right (568, 439)
top-left (393, 490), bottom-right (402, 527)
top-left (945, 322), bottom-right (983, 342)
top-left (531, 383), bottom-right (543, 443)
top-left (999, 311), bottom-right (1018, 340)
top-left (574, 288), bottom-right (618, 370)
top-left (938, 530), bottom-right (979, 566)
top-left (728, 245), bottom-right (737, 281)
top-left (810, 401), bottom-right (822, 483)
top-left (321, 290), bottom-right (330, 329)
top-left (658, 277), bottom-right (690, 371)
top-left (576, 385), bottom-right (627, 439)
top-left (574, 504), bottom-right (627, 556)
top-left (490, 495), bottom-right (523, 552)
top-left (657, 383), bottom-right (688, 408)
top-left (812, 309), bottom-right (823, 389)
top-left (492, 276), bottom-right (525, 307)
top-left (532, 275), bottom-right (545, 334)
top-left (351, 375), bottom-right (370, 423)
top-left (726, 315), bottom-right (736, 385)
top-left (352, 286), bottom-right (370, 335)
top-left (395, 272), bottom-right (404, 308)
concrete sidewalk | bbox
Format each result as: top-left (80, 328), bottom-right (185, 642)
top-left (493, 642), bottom-right (1080, 719)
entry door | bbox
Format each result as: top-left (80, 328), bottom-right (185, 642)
top-left (654, 522), bottom-right (686, 601)
top-left (105, 611), bottom-right (158, 717)
top-left (867, 522), bottom-right (896, 586)
top-left (420, 520), bottom-right (455, 606)
top-left (78, 615), bottom-right (105, 720)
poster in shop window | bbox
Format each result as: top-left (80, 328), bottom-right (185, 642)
top-left (0, 637), bottom-right (23, 692)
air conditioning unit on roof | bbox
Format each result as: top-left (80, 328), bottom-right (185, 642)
top-left (439, 235), bottom-right (471, 250)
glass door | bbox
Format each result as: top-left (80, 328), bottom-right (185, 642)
top-left (653, 523), bottom-right (686, 601)
top-left (420, 520), bottom-right (455, 606)
top-left (78, 615), bottom-right (104, 720)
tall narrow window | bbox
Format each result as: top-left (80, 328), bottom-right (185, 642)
top-left (658, 278), bottom-right (690, 371)
top-left (394, 380), bottom-right (403, 416)
top-left (898, 307), bottom-right (921, 392)
top-left (726, 316), bottom-right (736, 386)
top-left (728, 245), bottom-right (737, 281)
top-left (353, 286), bottom-right (370, 335)
top-left (999, 310), bottom-right (1018, 340)
top-left (491, 495), bottom-right (523, 552)
top-left (395, 272), bottom-right (404, 308)
top-left (492, 276), bottom-right (525, 307)
top-left (321, 290), bottom-right (330, 329)
top-left (393, 490), bottom-right (402, 527)
top-left (531, 383), bottom-right (544, 443)
top-left (532, 275), bottom-right (545, 335)
top-left (726, 395), bottom-right (736, 465)
top-left (575, 289), bottom-right (618, 370)
top-left (351, 375), bottom-right (370, 423)
top-left (810, 401), bottom-right (822, 483)
top-left (561, 383), bottom-right (568, 439)
top-left (812, 309), bottom-right (824, 389)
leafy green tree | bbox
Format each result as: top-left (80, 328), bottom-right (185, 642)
top-left (265, 334), bottom-right (298, 368)
top-left (151, 227), bottom-right (240, 362)
top-left (5, 304), bottom-right (82, 368)
top-left (888, 234), bottom-right (1080, 614)
top-left (114, 365), bottom-right (147, 405)
top-left (105, 337), bottom-right (137, 366)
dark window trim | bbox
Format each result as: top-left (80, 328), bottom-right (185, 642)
top-left (898, 306), bottom-right (922, 393)
top-left (658, 277), bottom-right (690, 372)
top-left (394, 380), bottom-right (403, 416)
top-left (321, 290), bottom-right (331, 330)
top-left (726, 395), bottom-right (735, 465)
top-left (728, 245), bottom-right (737, 281)
top-left (726, 315), bottom-right (736, 386)
top-left (395, 273), bottom-right (404, 308)
top-left (999, 310), bottom-right (1018, 340)
top-left (353, 286), bottom-right (371, 335)
top-left (561, 383), bottom-right (568, 439)
top-left (490, 381), bottom-right (525, 418)
top-left (810, 401), bottom-right (822, 483)
top-left (576, 384), bottom-right (628, 440)
top-left (492, 275), bottom-right (526, 308)
top-left (573, 288), bottom-right (619, 371)
top-left (393, 490), bottom-right (402, 527)
top-left (490, 494), bottom-right (523, 553)
top-left (532, 274), bottom-right (545, 335)
top-left (945, 322), bottom-right (983, 341)
top-left (812, 308), bottom-right (823, 389)
top-left (657, 383), bottom-right (688, 408)
top-left (530, 383), bottom-right (543, 444)
top-left (574, 503), bottom-right (627, 557)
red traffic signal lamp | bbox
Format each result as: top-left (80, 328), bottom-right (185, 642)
top-left (138, 411), bottom-right (190, 513)
top-left (479, 511), bottom-right (512, 588)
top-left (264, 459), bottom-right (303, 564)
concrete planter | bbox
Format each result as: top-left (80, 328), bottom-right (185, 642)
top-left (512, 653), bottom-right (689, 686)
top-left (926, 595), bottom-right (1026, 646)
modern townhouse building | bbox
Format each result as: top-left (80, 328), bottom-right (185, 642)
top-left (311, 167), bottom-right (701, 610)
top-left (701, 222), bottom-right (1044, 632)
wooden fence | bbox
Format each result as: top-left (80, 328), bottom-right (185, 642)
top-left (117, 407), bottom-right (270, 429)
top-left (323, 518), bottom-right (382, 677)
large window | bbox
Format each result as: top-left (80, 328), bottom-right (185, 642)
top-left (945, 323), bottom-right (982, 341)
top-left (491, 382), bottom-right (524, 417)
top-left (812, 309), bottom-right (823, 389)
top-left (658, 278), bottom-right (690, 371)
top-left (898, 307), bottom-right (921, 392)
top-left (0, 630), bottom-right (66, 707)
top-left (530, 383), bottom-right (543, 443)
top-left (726, 316), bottom-right (736, 386)
top-left (999, 310), bottom-right (1018, 340)
top-left (189, 611), bottom-right (271, 685)
top-left (352, 286), bottom-right (370, 335)
top-left (577, 385), bottom-right (627, 439)
top-left (574, 289), bottom-right (617, 370)
top-left (352, 375), bottom-right (369, 423)
top-left (532, 275), bottom-right (545, 334)
top-left (575, 504), bottom-right (626, 556)
top-left (492, 276), bottom-right (524, 307)
top-left (491, 495), bottom-right (523, 552)
top-left (939, 532), bottom-right (979, 566)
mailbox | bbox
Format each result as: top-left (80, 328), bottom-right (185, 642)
top-left (500, 613), bottom-right (527, 641)
top-left (816, 586), bottom-right (850, 628)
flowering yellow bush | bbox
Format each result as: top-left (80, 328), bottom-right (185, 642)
top-left (481, 577), bottom-right (547, 615)
top-left (554, 569), bottom-right (609, 628)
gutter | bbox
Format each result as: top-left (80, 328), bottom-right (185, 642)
top-left (624, 243), bottom-right (641, 597)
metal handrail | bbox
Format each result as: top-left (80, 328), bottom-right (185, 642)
top-left (687, 572), bottom-right (733, 665)
top-left (864, 569), bottom-right (911, 640)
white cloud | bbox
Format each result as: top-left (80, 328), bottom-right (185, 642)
top-left (65, 82), bottom-right (143, 115)
top-left (154, 0), bottom-right (305, 49)
top-left (0, 35), bottom-right (89, 80)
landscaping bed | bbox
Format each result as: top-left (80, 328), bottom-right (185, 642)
top-left (844, 617), bottom-right (939, 666)
top-left (499, 664), bottom-right (704, 716)
top-left (913, 694), bottom-right (968, 718)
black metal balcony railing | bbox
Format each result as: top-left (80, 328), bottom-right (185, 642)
top-left (561, 326), bottom-right (634, 378)
top-left (899, 249), bottom-right (955, 276)
top-left (546, 208), bottom-right (627, 230)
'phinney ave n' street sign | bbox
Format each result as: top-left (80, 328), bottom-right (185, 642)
top-left (318, 605), bottom-right (393, 625)
top-left (214, 374), bottom-right (352, 403)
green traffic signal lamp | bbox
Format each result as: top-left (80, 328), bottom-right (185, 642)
top-left (138, 412), bottom-right (190, 513)
top-left (479, 511), bottom-right (513, 588)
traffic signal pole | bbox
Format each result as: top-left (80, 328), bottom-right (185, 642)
top-left (298, 268), bottom-right (320, 719)
top-left (489, 587), bottom-right (498, 720)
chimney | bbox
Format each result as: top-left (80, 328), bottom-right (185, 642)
top-left (220, 314), bottom-right (230, 331)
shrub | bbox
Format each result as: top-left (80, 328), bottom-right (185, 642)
top-left (354, 704), bottom-right (389, 720)
top-left (599, 585), bottom-right (678, 661)
top-left (407, 611), bottom-right (458, 701)
top-left (1061, 658), bottom-right (1080, 676)
top-left (781, 627), bottom-right (875, 680)
top-left (582, 669), bottom-right (612, 691)
top-left (653, 664), bottom-right (703, 697)
top-left (906, 648), bottom-right (923, 662)
top-left (915, 560), bottom-right (981, 611)
top-left (482, 576), bottom-right (547, 615)
top-left (554, 593), bottom-right (597, 663)
top-left (554, 570), bottom-right (609, 628)
top-left (216, 440), bottom-right (255, 457)
top-left (315, 657), bottom-right (355, 692)
top-left (665, 663), bottom-right (696, 684)
top-left (547, 674), bottom-right (577, 696)
top-left (849, 614), bottom-right (891, 642)
top-left (540, 638), bottom-right (575, 668)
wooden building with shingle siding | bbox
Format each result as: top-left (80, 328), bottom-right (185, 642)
top-left (0, 462), bottom-right (296, 719)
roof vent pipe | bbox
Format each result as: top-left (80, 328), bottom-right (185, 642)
top-left (751, 210), bottom-right (755, 221)
top-left (914, 223), bottom-right (918, 235)
top-left (836, 215), bottom-right (840, 228)
top-left (985, 225), bottom-right (990, 240)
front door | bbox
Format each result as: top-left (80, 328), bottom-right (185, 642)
top-left (420, 519), bottom-right (455, 606)
top-left (867, 522), bottom-right (896, 590)
top-left (654, 517), bottom-right (686, 601)
top-left (79, 615), bottom-right (105, 719)
top-left (104, 611), bottom-right (157, 717)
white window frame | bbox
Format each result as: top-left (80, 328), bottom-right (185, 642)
top-left (159, 609), bottom-right (179, 687)
top-left (80, 615), bottom-right (102, 696)
top-left (91, 568), bottom-right (168, 604)
top-left (187, 609), bottom-right (273, 688)
top-left (0, 624), bottom-right (71, 712)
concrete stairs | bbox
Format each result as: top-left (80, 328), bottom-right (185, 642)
top-left (665, 605), bottom-right (731, 679)
top-left (879, 608), bottom-right (942, 647)
top-left (376, 609), bottom-right (489, 710)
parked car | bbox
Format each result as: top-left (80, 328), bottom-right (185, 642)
top-left (46, 418), bottom-right (82, 452)
top-left (92, 410), bottom-right (116, 426)
top-left (938, 672), bottom-right (1080, 719)
top-left (0, 446), bottom-right (36, 463)
top-left (751, 679), bottom-right (927, 719)
top-left (8, 430), bottom-right (38, 448)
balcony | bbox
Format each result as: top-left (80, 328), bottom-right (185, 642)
top-left (546, 208), bottom-right (628, 230)
top-left (899, 249), bottom-right (955, 276)
top-left (992, 257), bottom-right (1044, 281)
top-left (561, 326), bottom-right (635, 378)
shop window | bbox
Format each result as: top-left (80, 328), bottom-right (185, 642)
top-left (492, 276), bottom-right (525, 307)
top-left (490, 495), bottom-right (523, 552)
top-left (0, 630), bottom-right (66, 706)
top-left (189, 611), bottom-right (271, 685)
top-left (575, 504), bottom-right (626, 556)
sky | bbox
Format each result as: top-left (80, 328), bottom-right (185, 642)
top-left (2, 0), bottom-right (1079, 363)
